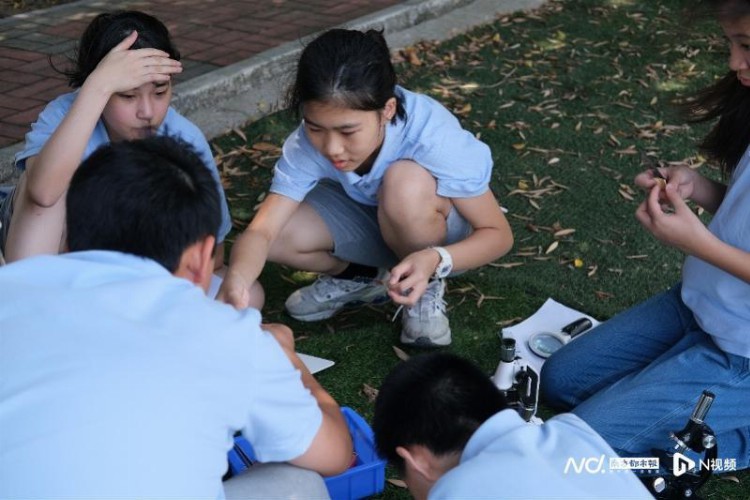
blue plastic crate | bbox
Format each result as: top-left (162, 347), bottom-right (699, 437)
top-left (228, 407), bottom-right (386, 500)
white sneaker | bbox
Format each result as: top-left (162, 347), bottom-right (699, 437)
top-left (285, 270), bottom-right (389, 322)
top-left (400, 278), bottom-right (451, 347)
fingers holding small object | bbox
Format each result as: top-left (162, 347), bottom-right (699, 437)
top-left (651, 167), bottom-right (667, 189)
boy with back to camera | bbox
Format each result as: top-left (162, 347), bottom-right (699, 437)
top-left (372, 352), bottom-right (651, 499)
top-left (0, 136), bottom-right (351, 499)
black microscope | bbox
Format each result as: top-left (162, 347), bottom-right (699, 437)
top-left (642, 390), bottom-right (718, 499)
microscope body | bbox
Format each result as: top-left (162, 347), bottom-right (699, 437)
top-left (491, 337), bottom-right (540, 422)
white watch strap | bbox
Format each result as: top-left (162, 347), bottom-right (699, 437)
top-left (431, 246), bottom-right (453, 278)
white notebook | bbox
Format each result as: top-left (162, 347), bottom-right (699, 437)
top-left (501, 298), bottom-right (600, 373)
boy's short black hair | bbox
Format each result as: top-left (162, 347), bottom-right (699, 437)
top-left (66, 136), bottom-right (220, 272)
top-left (372, 353), bottom-right (508, 473)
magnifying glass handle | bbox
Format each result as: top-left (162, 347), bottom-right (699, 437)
top-left (562, 318), bottom-right (593, 338)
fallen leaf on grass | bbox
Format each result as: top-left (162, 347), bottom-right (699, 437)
top-left (720, 475), bottom-right (740, 484)
top-left (361, 383), bottom-right (379, 403)
top-left (233, 128), bottom-right (247, 142)
top-left (553, 228), bottom-right (576, 238)
top-left (454, 103), bottom-right (472, 116)
top-left (595, 290), bottom-right (615, 300)
top-left (393, 345), bottom-right (410, 361)
top-left (496, 317), bottom-right (523, 327)
top-left (400, 47), bottom-right (422, 66)
top-left (488, 261), bottom-right (524, 268)
top-left (618, 188), bottom-right (634, 201)
top-left (545, 241), bottom-right (559, 254)
top-left (387, 479), bottom-right (408, 488)
top-left (251, 142), bottom-right (280, 152)
top-left (477, 294), bottom-right (504, 308)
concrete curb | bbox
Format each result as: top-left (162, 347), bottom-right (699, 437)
top-left (0, 0), bottom-right (545, 183)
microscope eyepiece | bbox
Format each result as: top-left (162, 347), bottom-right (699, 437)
top-left (691, 391), bottom-right (715, 424)
top-left (500, 338), bottom-right (516, 362)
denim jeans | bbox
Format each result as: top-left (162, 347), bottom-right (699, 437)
top-left (541, 284), bottom-right (750, 469)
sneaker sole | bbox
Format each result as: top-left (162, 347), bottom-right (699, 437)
top-left (287, 295), bottom-right (390, 322)
top-left (400, 330), bottom-right (452, 347)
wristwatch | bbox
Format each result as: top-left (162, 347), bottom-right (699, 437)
top-left (431, 246), bottom-right (453, 279)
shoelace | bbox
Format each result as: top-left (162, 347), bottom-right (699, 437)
top-left (391, 279), bottom-right (447, 321)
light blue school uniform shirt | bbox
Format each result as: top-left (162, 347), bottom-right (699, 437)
top-left (682, 146), bottom-right (750, 358)
top-left (429, 410), bottom-right (652, 499)
top-left (0, 251), bottom-right (322, 499)
top-left (270, 86), bottom-right (493, 205)
top-left (15, 91), bottom-right (232, 243)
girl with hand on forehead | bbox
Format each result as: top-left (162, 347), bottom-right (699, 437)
top-left (218, 28), bottom-right (513, 347)
top-left (1, 10), bottom-right (233, 271)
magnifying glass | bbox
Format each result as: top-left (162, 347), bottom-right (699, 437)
top-left (528, 317), bottom-right (593, 359)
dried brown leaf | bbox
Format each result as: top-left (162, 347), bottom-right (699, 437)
top-left (387, 479), bottom-right (408, 489)
top-left (393, 345), bottom-right (410, 361)
top-left (488, 262), bottom-right (524, 268)
top-left (720, 475), bottom-right (740, 484)
top-left (477, 295), bottom-right (504, 308)
top-left (362, 383), bottom-right (379, 403)
top-left (618, 189), bottom-right (634, 201)
top-left (233, 128), bottom-right (247, 142)
top-left (545, 241), bottom-right (559, 254)
top-left (252, 142), bottom-right (280, 152)
top-left (496, 317), bottom-right (523, 327)
top-left (554, 228), bottom-right (576, 238)
top-left (454, 103), bottom-right (472, 116)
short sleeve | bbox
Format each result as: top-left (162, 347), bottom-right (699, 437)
top-left (15, 94), bottom-right (72, 170)
top-left (397, 90), bottom-right (493, 199)
top-left (269, 126), bottom-right (329, 202)
top-left (420, 124), bottom-right (492, 198)
top-left (239, 330), bottom-right (322, 462)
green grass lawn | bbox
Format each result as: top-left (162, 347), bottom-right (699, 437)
top-left (211, 0), bottom-right (747, 497)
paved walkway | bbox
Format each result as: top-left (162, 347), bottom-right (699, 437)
top-left (0, 0), bottom-right (402, 149)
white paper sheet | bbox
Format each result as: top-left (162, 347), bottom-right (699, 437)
top-left (208, 274), bottom-right (335, 374)
top-left (501, 298), bottom-right (601, 373)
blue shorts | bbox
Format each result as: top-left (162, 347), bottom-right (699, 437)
top-left (303, 180), bottom-right (472, 269)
